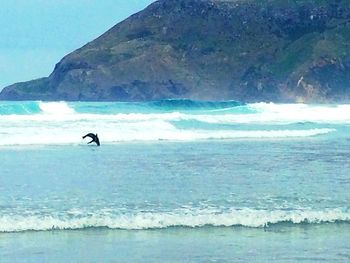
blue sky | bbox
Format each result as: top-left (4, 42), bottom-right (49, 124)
top-left (0, 0), bottom-right (155, 89)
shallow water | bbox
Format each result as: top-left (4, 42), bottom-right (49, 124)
top-left (1, 224), bottom-right (350, 263)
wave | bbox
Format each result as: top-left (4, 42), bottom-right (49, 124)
top-left (0, 101), bottom-right (76, 115)
top-left (0, 101), bottom-right (338, 146)
top-left (147, 99), bottom-right (244, 110)
top-left (0, 101), bottom-right (42, 115)
top-left (0, 124), bottom-right (334, 146)
top-left (66, 99), bottom-right (246, 114)
top-left (0, 100), bottom-right (245, 115)
top-left (1, 101), bottom-right (350, 124)
top-left (38, 101), bottom-right (75, 115)
top-left (1, 208), bottom-right (349, 233)
top-left (2, 101), bottom-right (350, 125)
top-left (245, 103), bottom-right (350, 124)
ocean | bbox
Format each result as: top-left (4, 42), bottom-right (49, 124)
top-left (0, 100), bottom-right (349, 262)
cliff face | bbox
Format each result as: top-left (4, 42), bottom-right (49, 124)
top-left (2, 0), bottom-right (350, 102)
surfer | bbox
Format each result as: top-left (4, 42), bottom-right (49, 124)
top-left (82, 133), bottom-right (100, 146)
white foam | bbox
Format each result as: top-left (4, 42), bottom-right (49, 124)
top-left (176, 103), bottom-right (350, 125)
top-left (0, 102), bottom-right (342, 146)
top-left (39, 101), bottom-right (75, 115)
top-left (0, 116), bottom-right (334, 146)
top-left (4, 103), bottom-right (350, 125)
top-left (245, 103), bottom-right (350, 124)
top-left (0, 208), bottom-right (349, 232)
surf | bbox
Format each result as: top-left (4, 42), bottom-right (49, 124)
top-left (1, 208), bottom-right (349, 233)
top-left (0, 100), bottom-right (343, 146)
top-left (0, 100), bottom-right (342, 146)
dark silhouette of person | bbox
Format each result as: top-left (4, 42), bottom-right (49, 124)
top-left (82, 133), bottom-right (100, 146)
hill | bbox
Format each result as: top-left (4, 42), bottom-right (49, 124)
top-left (2, 0), bottom-right (350, 102)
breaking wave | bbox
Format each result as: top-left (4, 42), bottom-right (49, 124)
top-left (0, 122), bottom-right (334, 146)
top-left (38, 101), bottom-right (75, 115)
top-left (0, 101), bottom-right (342, 146)
top-left (147, 99), bottom-right (244, 110)
top-left (1, 208), bottom-right (349, 233)
top-left (0, 100), bottom-right (245, 115)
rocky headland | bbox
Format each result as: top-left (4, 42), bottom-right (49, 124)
top-left (2, 0), bottom-right (350, 102)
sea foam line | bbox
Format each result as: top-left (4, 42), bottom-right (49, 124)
top-left (0, 128), bottom-right (335, 146)
top-left (0, 208), bottom-right (349, 232)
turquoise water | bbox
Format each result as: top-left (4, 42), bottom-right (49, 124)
top-left (0, 100), bottom-right (350, 262)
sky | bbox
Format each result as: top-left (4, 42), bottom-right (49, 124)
top-left (0, 0), bottom-right (155, 89)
